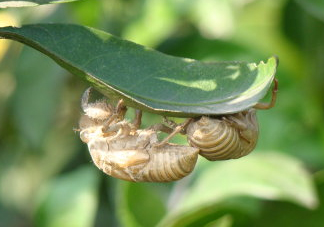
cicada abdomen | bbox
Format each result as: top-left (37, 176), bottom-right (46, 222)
top-left (186, 109), bottom-right (259, 160)
top-left (137, 142), bottom-right (199, 182)
top-left (84, 128), bottom-right (199, 182)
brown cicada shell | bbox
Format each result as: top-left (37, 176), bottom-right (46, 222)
top-left (186, 109), bottom-right (258, 160)
top-left (78, 88), bottom-right (199, 182)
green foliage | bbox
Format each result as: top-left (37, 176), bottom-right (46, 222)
top-left (295, 0), bottom-right (324, 22)
top-left (0, 24), bottom-right (276, 116)
top-left (0, 0), bottom-right (79, 8)
top-left (116, 182), bottom-right (167, 227)
top-left (34, 166), bottom-right (99, 227)
top-left (158, 152), bottom-right (317, 226)
top-left (1, 0), bottom-right (324, 227)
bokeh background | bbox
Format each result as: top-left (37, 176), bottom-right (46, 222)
top-left (0, 0), bottom-right (324, 226)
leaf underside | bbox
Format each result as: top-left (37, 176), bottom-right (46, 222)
top-left (0, 0), bottom-right (77, 8)
top-left (0, 24), bottom-right (278, 117)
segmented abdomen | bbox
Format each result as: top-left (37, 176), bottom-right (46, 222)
top-left (85, 129), bottom-right (199, 182)
top-left (187, 113), bottom-right (258, 160)
top-left (137, 144), bottom-right (199, 182)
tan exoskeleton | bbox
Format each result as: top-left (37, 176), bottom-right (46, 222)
top-left (79, 88), bottom-right (199, 182)
top-left (156, 78), bottom-right (278, 161)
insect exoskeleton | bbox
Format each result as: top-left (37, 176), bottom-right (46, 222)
top-left (158, 78), bottom-right (278, 161)
top-left (78, 88), bottom-right (199, 182)
top-left (85, 127), bottom-right (199, 182)
top-left (186, 78), bottom-right (278, 160)
top-left (186, 109), bottom-right (258, 160)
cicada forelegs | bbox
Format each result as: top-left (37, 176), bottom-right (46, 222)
top-left (102, 99), bottom-right (127, 132)
top-left (162, 117), bottom-right (188, 134)
top-left (154, 118), bottom-right (193, 147)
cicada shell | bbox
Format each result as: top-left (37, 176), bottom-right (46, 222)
top-left (78, 90), bottom-right (199, 182)
top-left (186, 109), bottom-right (259, 160)
top-left (80, 114), bottom-right (199, 182)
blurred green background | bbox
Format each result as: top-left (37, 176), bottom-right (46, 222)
top-left (1, 0), bottom-right (324, 226)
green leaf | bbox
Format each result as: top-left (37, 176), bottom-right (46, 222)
top-left (159, 152), bottom-right (318, 226)
top-left (251, 170), bottom-right (324, 227)
top-left (0, 24), bottom-right (278, 117)
top-left (116, 182), bottom-right (167, 227)
top-left (34, 166), bottom-right (99, 227)
top-left (295, 0), bottom-right (324, 22)
top-left (0, 0), bottom-right (78, 8)
top-left (158, 197), bottom-right (259, 227)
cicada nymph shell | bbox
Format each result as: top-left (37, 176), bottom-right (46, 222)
top-left (84, 126), bottom-right (199, 182)
top-left (186, 109), bottom-right (259, 160)
top-left (78, 88), bottom-right (199, 182)
top-left (165, 78), bottom-right (278, 161)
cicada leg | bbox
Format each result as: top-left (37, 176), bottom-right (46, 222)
top-left (154, 118), bottom-right (193, 147)
top-left (149, 123), bottom-right (173, 134)
top-left (162, 117), bottom-right (187, 134)
top-left (254, 78), bottom-right (278, 110)
top-left (102, 99), bottom-right (127, 132)
top-left (132, 109), bottom-right (142, 130)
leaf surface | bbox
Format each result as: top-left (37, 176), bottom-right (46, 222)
top-left (0, 0), bottom-right (77, 8)
top-left (158, 152), bottom-right (318, 226)
top-left (0, 24), bottom-right (278, 116)
top-left (116, 182), bottom-right (166, 227)
top-left (34, 166), bottom-right (99, 227)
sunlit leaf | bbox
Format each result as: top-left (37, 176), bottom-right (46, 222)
top-left (0, 0), bottom-right (79, 8)
top-left (159, 152), bottom-right (318, 226)
top-left (0, 24), bottom-right (277, 117)
top-left (34, 166), bottom-right (99, 227)
top-left (252, 170), bottom-right (324, 227)
top-left (158, 197), bottom-right (260, 227)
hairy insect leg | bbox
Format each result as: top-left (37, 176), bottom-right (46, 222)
top-left (162, 117), bottom-right (187, 134)
top-left (154, 118), bottom-right (193, 147)
top-left (150, 123), bottom-right (174, 134)
top-left (254, 78), bottom-right (278, 110)
top-left (163, 117), bottom-right (177, 128)
top-left (102, 99), bottom-right (127, 132)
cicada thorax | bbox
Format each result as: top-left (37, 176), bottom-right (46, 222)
top-left (186, 109), bottom-right (259, 161)
top-left (85, 129), bottom-right (152, 182)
